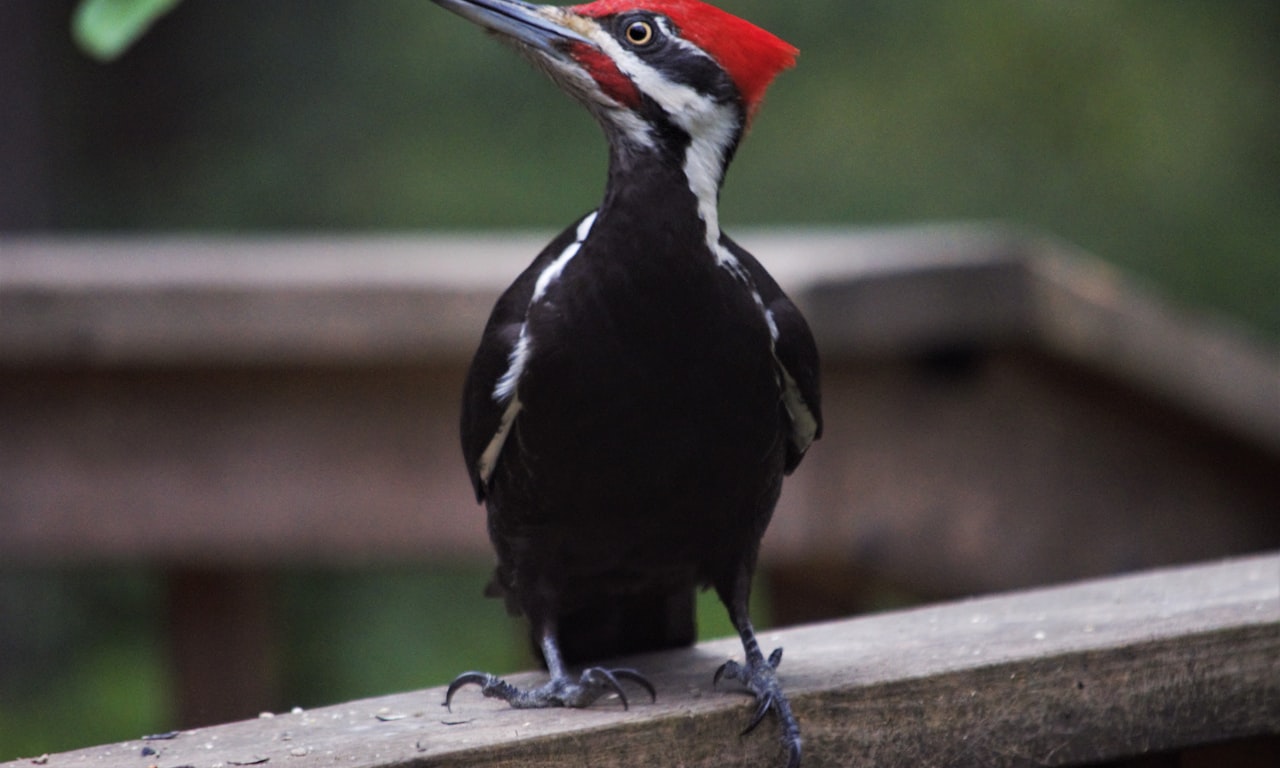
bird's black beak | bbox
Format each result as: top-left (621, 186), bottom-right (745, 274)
top-left (433, 0), bottom-right (593, 54)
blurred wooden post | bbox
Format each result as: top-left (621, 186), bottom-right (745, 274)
top-left (167, 568), bottom-right (280, 727)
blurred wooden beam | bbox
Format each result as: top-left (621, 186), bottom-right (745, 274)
top-left (2, 229), bottom-right (1278, 729)
top-left (2, 228), bottom-right (1277, 582)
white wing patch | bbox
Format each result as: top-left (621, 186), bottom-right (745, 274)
top-left (477, 396), bottom-right (522, 488)
top-left (480, 211), bottom-right (599, 485)
top-left (492, 326), bottom-right (531, 403)
top-left (533, 210), bottom-right (598, 302)
top-left (775, 353), bottom-right (819, 455)
top-left (752, 291), bottom-right (780, 341)
top-left (760, 292), bottom-right (812, 453)
top-left (492, 211), bottom-right (598, 404)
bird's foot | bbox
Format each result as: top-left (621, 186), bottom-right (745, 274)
top-left (445, 667), bottom-right (655, 711)
top-left (714, 647), bottom-right (802, 768)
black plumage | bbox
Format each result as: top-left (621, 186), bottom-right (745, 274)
top-left (462, 208), bottom-right (818, 661)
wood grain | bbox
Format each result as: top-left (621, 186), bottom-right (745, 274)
top-left (8, 554), bottom-right (1276, 768)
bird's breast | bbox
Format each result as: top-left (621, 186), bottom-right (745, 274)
top-left (514, 259), bottom-right (783, 487)
top-left (480, 244), bottom-right (791, 585)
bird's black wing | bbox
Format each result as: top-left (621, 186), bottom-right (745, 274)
top-left (460, 213), bottom-right (594, 502)
top-left (722, 236), bottom-right (823, 473)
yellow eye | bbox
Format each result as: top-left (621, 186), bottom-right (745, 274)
top-left (624, 20), bottom-right (654, 47)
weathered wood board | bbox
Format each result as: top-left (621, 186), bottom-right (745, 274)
top-left (7, 553), bottom-right (1276, 768)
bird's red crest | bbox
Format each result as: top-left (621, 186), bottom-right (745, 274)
top-left (571, 0), bottom-right (797, 118)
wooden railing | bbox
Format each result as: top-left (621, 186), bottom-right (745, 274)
top-left (4, 554), bottom-right (1277, 767)
top-left (4, 228), bottom-right (1276, 574)
top-left (3, 227), bottom-right (1278, 747)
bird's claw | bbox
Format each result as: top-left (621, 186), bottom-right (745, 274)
top-left (445, 671), bottom-right (512, 711)
top-left (589, 667), bottom-right (657, 709)
top-left (713, 647), bottom-right (801, 768)
top-left (444, 667), bottom-right (655, 711)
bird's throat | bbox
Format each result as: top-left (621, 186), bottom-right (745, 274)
top-left (597, 113), bottom-right (739, 273)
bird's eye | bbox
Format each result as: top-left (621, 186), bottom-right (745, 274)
top-left (623, 20), bottom-right (655, 47)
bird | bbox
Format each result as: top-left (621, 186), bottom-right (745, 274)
top-left (432, 1), bottom-right (821, 765)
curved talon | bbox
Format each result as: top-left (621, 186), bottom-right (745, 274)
top-left (611, 668), bottom-right (657, 703)
top-left (742, 693), bottom-right (773, 734)
top-left (580, 667), bottom-right (656, 710)
top-left (582, 667), bottom-right (631, 709)
top-left (443, 666), bottom-right (655, 712)
top-left (444, 671), bottom-right (494, 710)
top-left (711, 648), bottom-right (801, 766)
top-left (713, 659), bottom-right (741, 687)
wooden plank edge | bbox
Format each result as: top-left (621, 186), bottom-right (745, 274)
top-left (5, 553), bottom-right (1276, 768)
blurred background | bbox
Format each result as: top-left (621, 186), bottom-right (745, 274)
top-left (2, 0), bottom-right (1278, 759)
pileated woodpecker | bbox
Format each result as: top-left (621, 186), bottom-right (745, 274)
top-left (434, 1), bottom-right (821, 764)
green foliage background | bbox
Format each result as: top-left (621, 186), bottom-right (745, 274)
top-left (3, 0), bottom-right (1278, 759)
top-left (45, 0), bottom-right (1280, 337)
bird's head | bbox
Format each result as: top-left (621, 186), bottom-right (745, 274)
top-left (433, 0), bottom-right (797, 160)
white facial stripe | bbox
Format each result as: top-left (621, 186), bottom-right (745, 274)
top-left (580, 27), bottom-right (745, 278)
top-left (533, 10), bottom-right (656, 150)
top-left (591, 31), bottom-right (714, 123)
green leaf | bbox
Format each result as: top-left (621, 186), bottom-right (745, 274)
top-left (72, 0), bottom-right (182, 62)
